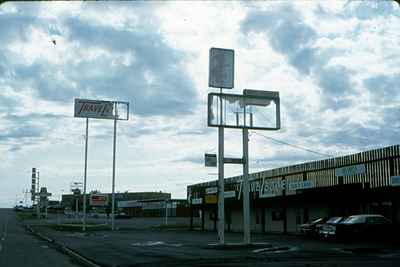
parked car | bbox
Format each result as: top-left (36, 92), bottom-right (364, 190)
top-left (300, 217), bottom-right (328, 237)
top-left (318, 216), bottom-right (347, 239)
top-left (334, 214), bottom-right (393, 241)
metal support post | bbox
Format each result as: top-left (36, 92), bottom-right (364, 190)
top-left (165, 200), bottom-right (168, 225)
top-left (111, 118), bottom-right (117, 231)
top-left (218, 88), bottom-right (225, 245)
top-left (83, 118), bottom-right (89, 231)
top-left (36, 171), bottom-right (40, 219)
top-left (243, 118), bottom-right (251, 244)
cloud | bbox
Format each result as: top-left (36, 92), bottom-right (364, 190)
top-left (364, 73), bottom-right (400, 104)
top-left (1, 4), bottom-right (198, 118)
top-left (341, 1), bottom-right (398, 20)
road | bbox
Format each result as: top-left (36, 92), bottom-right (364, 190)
top-left (0, 209), bottom-right (78, 267)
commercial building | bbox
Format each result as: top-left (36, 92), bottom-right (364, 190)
top-left (118, 199), bottom-right (189, 217)
top-left (188, 145), bottom-right (400, 233)
top-left (61, 191), bottom-right (171, 212)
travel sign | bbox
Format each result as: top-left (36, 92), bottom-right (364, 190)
top-left (74, 99), bottom-right (115, 120)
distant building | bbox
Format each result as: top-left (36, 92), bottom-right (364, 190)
top-left (118, 198), bottom-right (189, 217)
top-left (188, 145), bottom-right (400, 233)
top-left (61, 191), bottom-right (171, 212)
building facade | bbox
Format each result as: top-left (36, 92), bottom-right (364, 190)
top-left (188, 145), bottom-right (400, 233)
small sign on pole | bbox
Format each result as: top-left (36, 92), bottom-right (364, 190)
top-left (205, 153), bottom-right (217, 167)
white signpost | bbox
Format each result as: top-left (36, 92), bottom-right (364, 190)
top-left (207, 47), bottom-right (281, 245)
top-left (74, 99), bottom-right (129, 231)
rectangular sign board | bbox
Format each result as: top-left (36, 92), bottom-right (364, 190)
top-left (287, 180), bottom-right (313, 191)
top-left (205, 153), bottom-right (217, 167)
top-left (90, 194), bottom-right (108, 206)
top-left (209, 48), bottom-right (234, 89)
top-left (206, 187), bottom-right (218, 194)
top-left (191, 198), bottom-right (203, 205)
top-left (391, 176), bottom-right (400, 186)
top-left (74, 99), bottom-right (115, 119)
top-left (205, 195), bottom-right (218, 204)
top-left (335, 164), bottom-right (366, 177)
top-left (224, 191), bottom-right (236, 198)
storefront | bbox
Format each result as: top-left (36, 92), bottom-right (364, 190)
top-left (188, 145), bottom-right (400, 233)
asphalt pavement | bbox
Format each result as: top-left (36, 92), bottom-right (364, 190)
top-left (32, 221), bottom-right (400, 267)
top-left (0, 208), bottom-right (79, 267)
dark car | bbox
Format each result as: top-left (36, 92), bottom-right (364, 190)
top-left (300, 217), bottom-right (328, 237)
top-left (334, 214), bottom-right (393, 241)
top-left (317, 216), bottom-right (347, 239)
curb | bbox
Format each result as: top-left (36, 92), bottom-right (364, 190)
top-left (25, 224), bottom-right (102, 267)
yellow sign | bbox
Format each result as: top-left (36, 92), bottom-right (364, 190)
top-left (205, 195), bottom-right (218, 204)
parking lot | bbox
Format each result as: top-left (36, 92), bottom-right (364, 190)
top-left (26, 215), bottom-right (400, 267)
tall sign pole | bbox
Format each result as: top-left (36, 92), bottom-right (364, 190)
top-left (74, 99), bottom-right (129, 232)
top-left (242, 107), bottom-right (251, 244)
top-left (209, 48), bottom-right (234, 245)
top-left (111, 114), bottom-right (117, 231)
top-left (83, 118), bottom-right (88, 231)
top-left (217, 88), bottom-right (225, 245)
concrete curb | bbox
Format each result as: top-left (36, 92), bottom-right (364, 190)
top-left (25, 224), bottom-right (102, 267)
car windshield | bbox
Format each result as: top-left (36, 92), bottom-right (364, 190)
top-left (343, 216), bottom-right (366, 224)
top-left (327, 217), bottom-right (342, 224)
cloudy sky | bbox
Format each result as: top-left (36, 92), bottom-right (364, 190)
top-left (1, 1), bottom-right (399, 207)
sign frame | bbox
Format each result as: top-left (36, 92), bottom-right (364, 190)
top-left (208, 47), bottom-right (234, 89)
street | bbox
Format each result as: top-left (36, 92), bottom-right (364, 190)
top-left (0, 209), bottom-right (78, 267)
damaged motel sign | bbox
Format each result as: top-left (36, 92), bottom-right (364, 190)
top-left (74, 99), bottom-right (115, 119)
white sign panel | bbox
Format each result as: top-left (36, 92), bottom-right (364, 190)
top-left (287, 180), bottom-right (314, 191)
top-left (191, 198), bottom-right (203, 205)
top-left (391, 176), bottom-right (400, 186)
top-left (224, 191), bottom-right (236, 198)
top-left (205, 153), bottom-right (217, 167)
top-left (74, 99), bottom-right (115, 119)
top-left (209, 48), bottom-right (234, 89)
top-left (206, 187), bottom-right (218, 194)
top-left (335, 164), bottom-right (366, 177)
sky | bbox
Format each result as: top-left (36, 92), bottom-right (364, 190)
top-left (0, 1), bottom-right (399, 207)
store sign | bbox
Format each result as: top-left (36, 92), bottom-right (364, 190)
top-left (391, 176), bottom-right (400, 186)
top-left (74, 99), bottom-right (115, 119)
top-left (205, 195), bottom-right (218, 204)
top-left (287, 180), bottom-right (313, 191)
top-left (206, 187), bottom-right (218, 194)
top-left (205, 153), bottom-right (217, 167)
top-left (335, 164), bottom-right (365, 177)
top-left (191, 198), bottom-right (203, 205)
top-left (90, 194), bottom-right (108, 206)
top-left (224, 191), bottom-right (236, 198)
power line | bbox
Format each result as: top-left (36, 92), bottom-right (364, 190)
top-left (251, 131), bottom-right (334, 158)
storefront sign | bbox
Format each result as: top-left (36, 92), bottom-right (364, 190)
top-left (206, 187), bottom-right (218, 194)
top-left (224, 191), bottom-right (236, 198)
top-left (191, 198), bottom-right (203, 205)
top-left (90, 194), bottom-right (108, 206)
top-left (391, 176), bottom-right (400, 186)
top-left (287, 180), bottom-right (313, 191)
top-left (335, 164), bottom-right (365, 177)
top-left (205, 195), bottom-right (218, 204)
